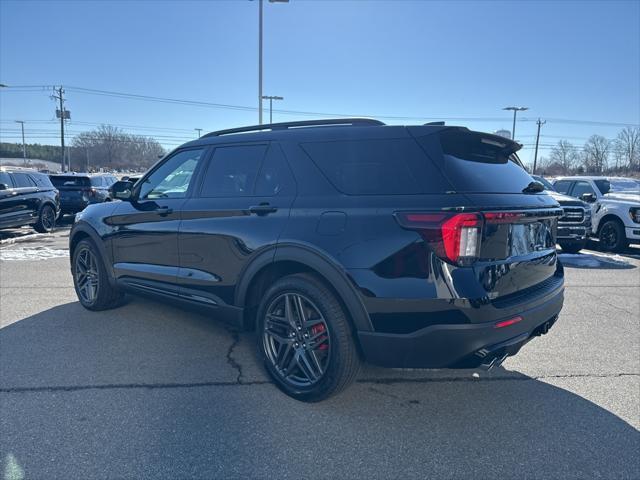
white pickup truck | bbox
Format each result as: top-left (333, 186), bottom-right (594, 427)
top-left (552, 176), bottom-right (640, 252)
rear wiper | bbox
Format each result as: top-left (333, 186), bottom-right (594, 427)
top-left (522, 181), bottom-right (545, 194)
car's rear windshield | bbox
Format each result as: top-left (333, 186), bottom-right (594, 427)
top-left (431, 129), bottom-right (535, 194)
top-left (50, 175), bottom-right (91, 188)
top-left (300, 138), bottom-right (450, 195)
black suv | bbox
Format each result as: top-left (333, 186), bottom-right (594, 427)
top-left (532, 175), bottom-right (591, 253)
top-left (49, 173), bottom-right (118, 218)
top-left (0, 166), bottom-right (59, 233)
top-left (69, 119), bottom-right (564, 401)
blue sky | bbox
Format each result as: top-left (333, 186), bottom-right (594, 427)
top-left (1, 0), bottom-right (639, 166)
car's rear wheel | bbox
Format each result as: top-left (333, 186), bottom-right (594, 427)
top-left (34, 204), bottom-right (56, 233)
top-left (598, 219), bottom-right (628, 252)
top-left (72, 239), bottom-right (124, 310)
top-left (257, 273), bottom-right (361, 402)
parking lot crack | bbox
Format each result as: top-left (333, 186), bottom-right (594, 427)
top-left (225, 328), bottom-right (244, 384)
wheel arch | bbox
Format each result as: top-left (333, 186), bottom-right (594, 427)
top-left (69, 223), bottom-right (116, 284)
top-left (236, 244), bottom-right (373, 334)
top-left (596, 213), bottom-right (625, 235)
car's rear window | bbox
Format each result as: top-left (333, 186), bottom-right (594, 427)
top-left (428, 129), bottom-right (535, 194)
top-left (300, 138), bottom-right (449, 195)
top-left (30, 173), bottom-right (54, 188)
top-left (50, 175), bottom-right (91, 188)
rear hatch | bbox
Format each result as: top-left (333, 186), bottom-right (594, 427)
top-left (409, 127), bottom-right (562, 301)
top-left (49, 175), bottom-right (92, 204)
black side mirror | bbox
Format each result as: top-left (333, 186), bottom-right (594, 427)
top-left (580, 193), bottom-right (596, 203)
top-left (111, 180), bottom-right (134, 200)
top-left (0, 183), bottom-right (8, 191)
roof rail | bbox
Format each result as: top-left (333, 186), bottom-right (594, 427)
top-left (203, 118), bottom-right (385, 138)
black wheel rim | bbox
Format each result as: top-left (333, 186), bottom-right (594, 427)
top-left (262, 293), bottom-right (331, 388)
top-left (75, 248), bottom-right (99, 304)
top-left (42, 206), bottom-right (55, 231)
top-left (601, 224), bottom-right (617, 249)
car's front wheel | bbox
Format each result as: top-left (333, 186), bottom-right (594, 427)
top-left (72, 239), bottom-right (124, 310)
top-left (33, 204), bottom-right (56, 233)
top-left (599, 219), bottom-right (628, 252)
top-left (256, 273), bottom-right (361, 402)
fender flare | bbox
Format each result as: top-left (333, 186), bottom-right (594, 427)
top-left (235, 243), bottom-right (373, 332)
top-left (69, 222), bottom-right (116, 284)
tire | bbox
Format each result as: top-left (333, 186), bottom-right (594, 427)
top-left (256, 273), bottom-right (361, 402)
top-left (72, 239), bottom-right (124, 311)
top-left (559, 240), bottom-right (586, 254)
top-left (33, 204), bottom-right (56, 233)
top-left (598, 219), bottom-right (628, 252)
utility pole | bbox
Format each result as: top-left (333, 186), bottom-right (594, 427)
top-left (195, 128), bottom-right (202, 138)
top-left (15, 120), bottom-right (26, 166)
top-left (261, 95), bottom-right (283, 123)
top-left (502, 106), bottom-right (528, 140)
top-left (533, 118), bottom-right (546, 175)
top-left (52, 87), bottom-right (67, 172)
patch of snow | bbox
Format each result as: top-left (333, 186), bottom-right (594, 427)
top-left (559, 252), bottom-right (631, 269)
top-left (0, 247), bottom-right (69, 261)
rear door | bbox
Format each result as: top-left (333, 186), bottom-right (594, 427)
top-left (108, 147), bottom-right (207, 296)
top-left (9, 172), bottom-right (40, 223)
top-left (177, 142), bottom-right (296, 308)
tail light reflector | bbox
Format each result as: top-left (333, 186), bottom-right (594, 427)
top-left (494, 316), bottom-right (523, 328)
top-left (395, 212), bottom-right (482, 265)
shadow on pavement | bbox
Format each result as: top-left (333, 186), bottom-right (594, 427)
top-left (1, 300), bottom-right (639, 478)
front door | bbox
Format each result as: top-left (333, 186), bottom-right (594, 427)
top-left (178, 142), bottom-right (296, 309)
top-left (108, 147), bottom-right (207, 296)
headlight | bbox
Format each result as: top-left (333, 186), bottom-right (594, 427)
top-left (630, 207), bottom-right (640, 224)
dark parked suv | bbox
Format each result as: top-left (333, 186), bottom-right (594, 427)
top-left (0, 166), bottom-right (59, 233)
top-left (49, 173), bottom-right (117, 218)
top-left (69, 119), bottom-right (565, 401)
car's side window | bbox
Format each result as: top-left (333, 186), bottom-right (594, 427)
top-left (0, 172), bottom-right (13, 188)
top-left (553, 180), bottom-right (572, 195)
top-left (200, 144), bottom-right (268, 197)
top-left (11, 173), bottom-right (36, 188)
top-left (254, 144), bottom-right (294, 196)
top-left (138, 148), bottom-right (205, 200)
top-left (570, 181), bottom-right (596, 198)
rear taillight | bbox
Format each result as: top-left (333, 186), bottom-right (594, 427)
top-left (395, 212), bottom-right (482, 265)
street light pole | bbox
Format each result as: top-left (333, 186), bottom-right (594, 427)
top-left (261, 95), bottom-right (283, 123)
top-left (502, 106), bottom-right (529, 140)
top-left (257, 0), bottom-right (288, 124)
top-left (15, 120), bottom-right (26, 166)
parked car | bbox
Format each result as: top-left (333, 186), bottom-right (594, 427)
top-left (0, 166), bottom-right (59, 233)
top-left (553, 176), bottom-right (640, 252)
top-left (49, 173), bottom-right (117, 218)
top-left (532, 175), bottom-right (591, 253)
top-left (69, 119), bottom-right (564, 401)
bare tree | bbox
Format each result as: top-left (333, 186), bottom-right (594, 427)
top-left (582, 135), bottom-right (610, 174)
top-left (548, 140), bottom-right (579, 174)
top-left (613, 127), bottom-right (640, 172)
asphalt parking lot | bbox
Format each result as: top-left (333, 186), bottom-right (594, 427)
top-left (1, 224), bottom-right (639, 479)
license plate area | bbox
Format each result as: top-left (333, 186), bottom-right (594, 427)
top-left (510, 219), bottom-right (556, 256)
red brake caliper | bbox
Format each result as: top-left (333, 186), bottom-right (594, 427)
top-left (311, 324), bottom-right (328, 350)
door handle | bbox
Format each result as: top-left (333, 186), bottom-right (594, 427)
top-left (249, 203), bottom-right (278, 216)
top-left (156, 206), bottom-right (173, 216)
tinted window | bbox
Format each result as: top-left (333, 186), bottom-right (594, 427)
top-left (571, 181), bottom-right (596, 198)
top-left (200, 145), bottom-right (267, 197)
top-left (301, 138), bottom-right (446, 195)
top-left (255, 145), bottom-right (294, 196)
top-left (11, 173), bottom-right (36, 188)
top-left (91, 177), bottom-right (104, 187)
top-left (29, 173), bottom-right (54, 188)
top-left (139, 148), bottom-right (204, 199)
top-left (553, 180), bottom-right (572, 195)
top-left (532, 175), bottom-right (555, 191)
top-left (50, 176), bottom-right (91, 188)
top-left (0, 172), bottom-right (13, 187)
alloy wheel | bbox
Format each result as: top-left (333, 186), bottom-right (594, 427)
top-left (600, 223), bottom-right (617, 250)
top-left (75, 247), bottom-right (99, 304)
top-left (41, 206), bottom-right (55, 231)
top-left (262, 293), bottom-right (331, 387)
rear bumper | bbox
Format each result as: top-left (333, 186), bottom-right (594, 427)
top-left (60, 199), bottom-right (90, 214)
top-left (357, 284), bottom-right (564, 369)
